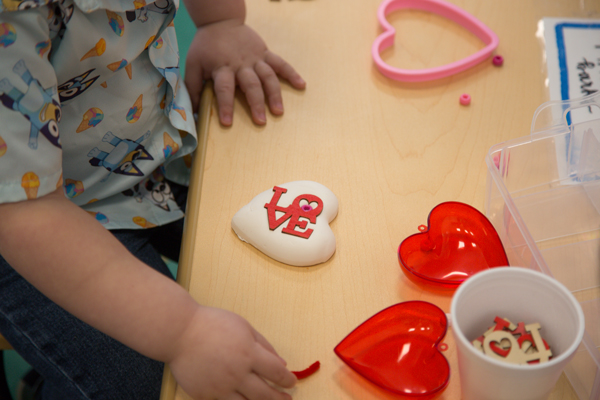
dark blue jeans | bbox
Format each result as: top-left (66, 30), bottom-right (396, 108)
top-left (0, 184), bottom-right (187, 400)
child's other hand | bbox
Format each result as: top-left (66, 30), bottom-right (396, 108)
top-left (169, 306), bottom-right (297, 400)
top-left (184, 20), bottom-right (305, 126)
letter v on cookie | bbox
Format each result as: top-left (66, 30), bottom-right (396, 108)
top-left (231, 181), bottom-right (339, 267)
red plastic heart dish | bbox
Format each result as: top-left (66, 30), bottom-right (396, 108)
top-left (335, 301), bottom-right (450, 398)
top-left (398, 201), bottom-right (508, 289)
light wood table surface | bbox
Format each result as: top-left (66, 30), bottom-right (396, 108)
top-left (162, 1), bottom-right (600, 399)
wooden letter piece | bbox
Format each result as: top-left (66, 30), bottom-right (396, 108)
top-left (483, 330), bottom-right (525, 364)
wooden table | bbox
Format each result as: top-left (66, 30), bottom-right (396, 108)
top-left (161, 1), bottom-right (600, 399)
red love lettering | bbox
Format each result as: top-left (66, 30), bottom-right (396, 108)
top-left (264, 186), bottom-right (323, 239)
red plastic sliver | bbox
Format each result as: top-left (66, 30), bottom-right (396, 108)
top-left (292, 361), bottom-right (320, 379)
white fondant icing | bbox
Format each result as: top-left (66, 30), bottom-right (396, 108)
top-left (231, 181), bottom-right (338, 267)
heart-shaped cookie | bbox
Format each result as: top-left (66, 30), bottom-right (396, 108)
top-left (372, 0), bottom-right (499, 82)
top-left (335, 301), bottom-right (450, 397)
top-left (231, 181), bottom-right (338, 267)
top-left (398, 202), bottom-right (508, 288)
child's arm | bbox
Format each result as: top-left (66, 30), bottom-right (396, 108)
top-left (182, 0), bottom-right (306, 126)
top-left (0, 189), bottom-right (296, 399)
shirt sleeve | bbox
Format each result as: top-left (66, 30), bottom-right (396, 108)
top-left (0, 6), bottom-right (63, 204)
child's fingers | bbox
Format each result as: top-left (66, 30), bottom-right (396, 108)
top-left (265, 52), bottom-right (306, 90)
top-left (213, 68), bottom-right (236, 126)
top-left (252, 345), bottom-right (297, 389)
top-left (222, 392), bottom-right (247, 400)
top-left (238, 373), bottom-right (293, 400)
top-left (252, 328), bottom-right (284, 363)
top-left (236, 67), bottom-right (267, 125)
top-left (254, 61), bottom-right (283, 116)
top-left (183, 61), bottom-right (204, 114)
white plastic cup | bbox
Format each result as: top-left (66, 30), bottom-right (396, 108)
top-left (450, 267), bottom-right (585, 400)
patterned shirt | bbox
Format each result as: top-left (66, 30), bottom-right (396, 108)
top-left (0, 0), bottom-right (197, 229)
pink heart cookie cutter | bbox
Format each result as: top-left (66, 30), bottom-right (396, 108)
top-left (372, 0), bottom-right (499, 82)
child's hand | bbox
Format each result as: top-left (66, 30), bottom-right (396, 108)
top-left (169, 306), bottom-right (297, 400)
top-left (184, 20), bottom-right (305, 126)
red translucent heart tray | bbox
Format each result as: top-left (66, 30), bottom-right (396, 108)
top-left (335, 301), bottom-right (450, 397)
top-left (398, 202), bottom-right (508, 288)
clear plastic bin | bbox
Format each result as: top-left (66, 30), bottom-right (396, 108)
top-left (485, 92), bottom-right (600, 400)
